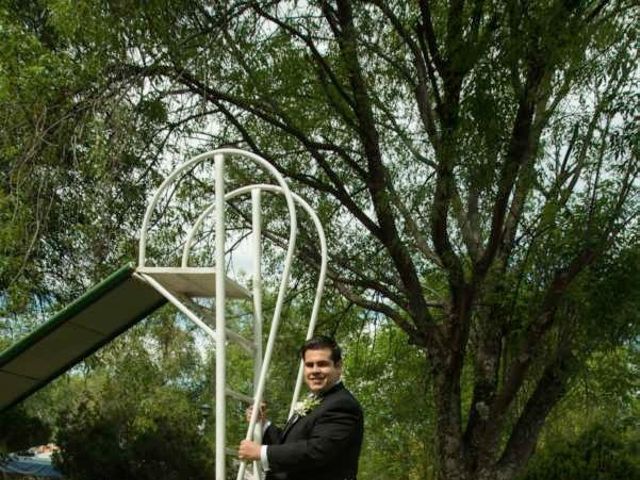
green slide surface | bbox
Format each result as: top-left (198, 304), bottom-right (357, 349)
top-left (0, 264), bottom-right (167, 413)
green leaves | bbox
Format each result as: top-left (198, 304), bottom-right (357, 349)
top-left (521, 422), bottom-right (640, 480)
top-left (0, 405), bottom-right (51, 455)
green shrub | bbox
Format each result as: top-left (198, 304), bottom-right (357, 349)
top-left (54, 392), bottom-right (214, 480)
top-left (0, 406), bottom-right (51, 455)
top-left (521, 422), bottom-right (640, 480)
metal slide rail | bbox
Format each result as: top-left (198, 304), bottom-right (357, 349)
top-left (137, 148), bottom-right (328, 480)
top-left (182, 184), bottom-right (328, 480)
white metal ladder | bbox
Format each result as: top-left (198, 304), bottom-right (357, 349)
top-left (135, 149), bottom-right (327, 480)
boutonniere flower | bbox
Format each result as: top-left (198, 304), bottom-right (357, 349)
top-left (293, 396), bottom-right (322, 417)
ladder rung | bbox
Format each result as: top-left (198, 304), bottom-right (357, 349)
top-left (226, 329), bottom-right (255, 353)
top-left (175, 293), bottom-right (255, 354)
top-left (226, 388), bottom-right (254, 404)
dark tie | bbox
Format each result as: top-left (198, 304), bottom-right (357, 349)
top-left (282, 413), bottom-right (299, 437)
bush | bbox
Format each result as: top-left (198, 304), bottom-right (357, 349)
top-left (0, 406), bottom-right (51, 455)
top-left (54, 391), bottom-right (214, 480)
top-left (521, 422), bottom-right (640, 480)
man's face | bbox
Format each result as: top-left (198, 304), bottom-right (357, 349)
top-left (303, 348), bottom-right (342, 395)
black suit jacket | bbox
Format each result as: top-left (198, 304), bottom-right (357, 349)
top-left (262, 382), bottom-right (363, 480)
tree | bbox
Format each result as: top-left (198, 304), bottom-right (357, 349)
top-left (0, 0), bottom-right (162, 316)
top-left (1, 1), bottom-right (639, 479)
top-left (54, 390), bottom-right (214, 480)
top-left (346, 323), bottom-right (437, 479)
top-left (0, 405), bottom-right (51, 455)
top-left (519, 422), bottom-right (640, 480)
top-left (51, 311), bottom-right (215, 480)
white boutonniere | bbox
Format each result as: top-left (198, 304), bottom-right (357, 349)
top-left (293, 396), bottom-right (322, 417)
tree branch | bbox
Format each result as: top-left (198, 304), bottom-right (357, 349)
top-left (252, 3), bottom-right (356, 109)
top-left (333, 0), bottom-right (434, 329)
top-left (417, 0), bottom-right (446, 74)
top-left (497, 345), bottom-right (576, 479)
top-left (474, 61), bottom-right (546, 279)
top-left (367, 0), bottom-right (440, 145)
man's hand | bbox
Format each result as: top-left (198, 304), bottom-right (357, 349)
top-left (238, 440), bottom-right (262, 461)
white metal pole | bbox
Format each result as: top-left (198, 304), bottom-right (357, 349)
top-left (238, 191), bottom-right (297, 480)
top-left (134, 272), bottom-right (217, 341)
top-left (214, 154), bottom-right (226, 480)
top-left (251, 188), bottom-right (263, 479)
top-left (286, 196), bottom-right (328, 418)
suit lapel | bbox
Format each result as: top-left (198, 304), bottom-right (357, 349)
top-left (281, 412), bottom-right (300, 438)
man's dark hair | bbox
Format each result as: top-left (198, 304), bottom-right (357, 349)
top-left (299, 336), bottom-right (342, 364)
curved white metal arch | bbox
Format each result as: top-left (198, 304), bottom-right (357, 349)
top-left (139, 148), bottom-right (297, 269)
top-left (180, 184), bottom-right (328, 418)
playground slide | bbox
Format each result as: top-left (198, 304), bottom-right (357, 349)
top-left (0, 265), bottom-right (167, 413)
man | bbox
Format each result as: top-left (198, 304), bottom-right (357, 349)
top-left (238, 336), bottom-right (364, 480)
